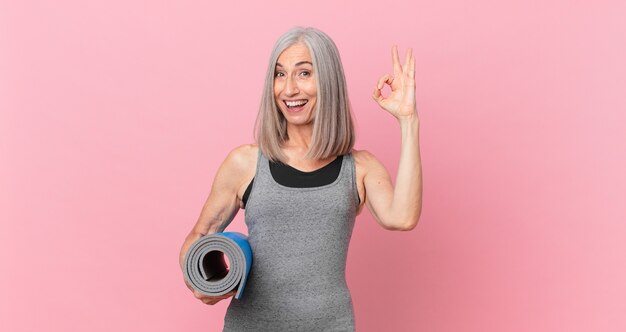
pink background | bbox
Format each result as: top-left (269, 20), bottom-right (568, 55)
top-left (1, 0), bottom-right (625, 331)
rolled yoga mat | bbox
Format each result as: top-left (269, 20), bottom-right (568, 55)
top-left (183, 232), bottom-right (253, 300)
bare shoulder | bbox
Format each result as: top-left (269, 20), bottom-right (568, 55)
top-left (224, 144), bottom-right (258, 172)
top-left (221, 144), bottom-right (258, 205)
top-left (352, 149), bottom-right (376, 162)
top-left (352, 149), bottom-right (386, 174)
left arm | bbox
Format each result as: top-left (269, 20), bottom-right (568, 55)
top-left (364, 45), bottom-right (423, 231)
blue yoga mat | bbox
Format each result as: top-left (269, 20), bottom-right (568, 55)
top-left (183, 232), bottom-right (253, 300)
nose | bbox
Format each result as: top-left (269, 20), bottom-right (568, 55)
top-left (284, 75), bottom-right (299, 96)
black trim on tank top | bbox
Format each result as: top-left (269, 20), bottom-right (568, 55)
top-left (242, 155), bottom-right (347, 209)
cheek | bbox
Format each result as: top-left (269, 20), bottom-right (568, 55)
top-left (273, 84), bottom-right (280, 97)
top-left (304, 82), bottom-right (317, 97)
top-left (273, 79), bottom-right (284, 94)
top-left (273, 86), bottom-right (283, 108)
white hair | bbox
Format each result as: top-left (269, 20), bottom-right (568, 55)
top-left (254, 26), bottom-right (356, 163)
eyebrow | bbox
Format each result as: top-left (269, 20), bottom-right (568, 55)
top-left (275, 61), bottom-right (313, 68)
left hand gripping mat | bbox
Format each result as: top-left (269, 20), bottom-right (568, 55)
top-left (183, 232), bottom-right (253, 300)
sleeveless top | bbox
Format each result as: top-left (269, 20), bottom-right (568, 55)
top-left (222, 149), bottom-right (359, 332)
top-left (242, 154), bottom-right (351, 207)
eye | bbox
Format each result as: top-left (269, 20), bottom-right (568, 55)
top-left (300, 71), bottom-right (310, 77)
top-left (274, 71), bottom-right (284, 78)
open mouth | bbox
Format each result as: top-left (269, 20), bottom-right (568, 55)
top-left (284, 99), bottom-right (308, 111)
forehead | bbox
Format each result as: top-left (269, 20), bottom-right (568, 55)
top-left (276, 43), bottom-right (312, 66)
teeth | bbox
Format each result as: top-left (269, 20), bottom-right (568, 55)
top-left (286, 100), bottom-right (307, 107)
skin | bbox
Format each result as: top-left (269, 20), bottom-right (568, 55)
top-left (180, 42), bottom-right (422, 305)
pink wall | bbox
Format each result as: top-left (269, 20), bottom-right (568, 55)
top-left (1, 0), bottom-right (624, 331)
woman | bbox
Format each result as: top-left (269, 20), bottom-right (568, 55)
top-left (179, 26), bottom-right (422, 331)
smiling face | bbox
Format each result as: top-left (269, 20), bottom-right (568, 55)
top-left (273, 42), bottom-right (317, 126)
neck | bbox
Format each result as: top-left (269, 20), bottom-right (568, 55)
top-left (284, 122), bottom-right (314, 153)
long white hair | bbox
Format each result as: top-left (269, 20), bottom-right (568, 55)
top-left (254, 26), bottom-right (356, 163)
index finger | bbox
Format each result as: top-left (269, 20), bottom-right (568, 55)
top-left (404, 47), bottom-right (413, 74)
top-left (392, 45), bottom-right (402, 76)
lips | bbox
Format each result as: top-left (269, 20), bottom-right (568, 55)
top-left (284, 99), bottom-right (308, 107)
top-left (283, 99), bottom-right (308, 112)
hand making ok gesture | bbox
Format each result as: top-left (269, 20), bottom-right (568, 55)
top-left (372, 45), bottom-right (417, 121)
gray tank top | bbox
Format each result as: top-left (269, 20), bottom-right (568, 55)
top-left (222, 148), bottom-right (359, 331)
